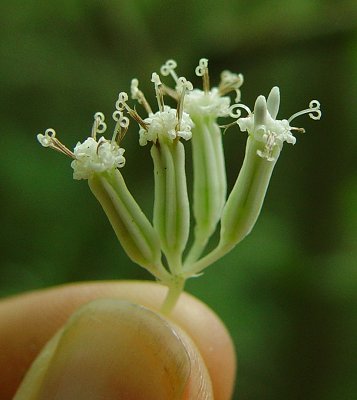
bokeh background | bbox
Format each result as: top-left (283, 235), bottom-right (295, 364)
top-left (1, 0), bottom-right (356, 398)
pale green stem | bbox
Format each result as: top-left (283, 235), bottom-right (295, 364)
top-left (160, 276), bottom-right (186, 315)
top-left (182, 244), bottom-right (229, 278)
top-left (165, 252), bottom-right (183, 276)
top-left (183, 238), bottom-right (208, 269)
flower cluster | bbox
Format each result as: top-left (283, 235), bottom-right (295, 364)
top-left (235, 86), bottom-right (321, 161)
top-left (37, 58), bottom-right (321, 313)
top-left (37, 112), bottom-right (126, 180)
top-left (138, 106), bottom-right (193, 145)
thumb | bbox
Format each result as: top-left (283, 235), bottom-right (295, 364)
top-left (14, 298), bottom-right (213, 400)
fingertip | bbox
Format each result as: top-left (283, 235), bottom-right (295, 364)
top-left (1, 282), bottom-right (235, 399)
top-left (15, 299), bottom-right (214, 400)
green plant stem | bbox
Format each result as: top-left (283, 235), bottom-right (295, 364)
top-left (183, 236), bottom-right (208, 268)
top-left (160, 276), bottom-right (186, 315)
top-left (182, 244), bottom-right (229, 277)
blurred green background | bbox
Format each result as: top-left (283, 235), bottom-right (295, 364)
top-left (1, 0), bottom-right (356, 398)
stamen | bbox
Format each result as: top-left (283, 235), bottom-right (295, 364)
top-left (37, 128), bottom-right (56, 147)
top-left (129, 108), bottom-right (149, 131)
top-left (37, 129), bottom-right (75, 159)
top-left (112, 110), bottom-right (130, 144)
top-left (115, 91), bottom-right (148, 131)
top-left (96, 138), bottom-right (106, 155)
top-left (159, 60), bottom-right (182, 100)
top-left (130, 79), bottom-right (153, 115)
top-left (288, 100), bottom-right (321, 123)
top-left (195, 58), bottom-right (210, 94)
top-left (160, 59), bottom-right (179, 84)
top-left (176, 77), bottom-right (193, 132)
top-left (177, 77), bottom-right (193, 92)
top-left (290, 127), bottom-right (306, 134)
top-left (228, 103), bottom-right (252, 119)
top-left (151, 72), bottom-right (165, 112)
top-left (218, 70), bottom-right (244, 101)
top-left (91, 112), bottom-right (107, 140)
top-left (161, 83), bottom-right (179, 101)
top-left (257, 131), bottom-right (276, 161)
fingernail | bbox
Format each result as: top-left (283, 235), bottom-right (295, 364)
top-left (15, 299), bottom-right (191, 400)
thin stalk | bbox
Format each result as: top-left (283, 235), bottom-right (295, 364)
top-left (182, 244), bottom-right (229, 278)
top-left (183, 238), bottom-right (207, 269)
top-left (160, 276), bottom-right (186, 315)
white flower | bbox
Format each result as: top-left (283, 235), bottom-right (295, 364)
top-left (139, 106), bottom-right (194, 146)
top-left (37, 112), bottom-right (126, 180)
top-left (184, 88), bottom-right (231, 117)
top-left (237, 87), bottom-right (321, 161)
top-left (159, 59), bottom-right (243, 119)
top-left (71, 137), bottom-right (125, 180)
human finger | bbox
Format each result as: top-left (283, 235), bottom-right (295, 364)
top-left (0, 281), bottom-right (235, 399)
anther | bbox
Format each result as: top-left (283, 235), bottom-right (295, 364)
top-left (37, 128), bottom-right (56, 147)
top-left (257, 132), bottom-right (276, 161)
top-left (96, 138), bottom-right (106, 155)
top-left (37, 129), bottom-right (75, 159)
top-left (290, 127), bottom-right (306, 134)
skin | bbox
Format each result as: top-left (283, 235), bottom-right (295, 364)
top-left (0, 281), bottom-right (236, 399)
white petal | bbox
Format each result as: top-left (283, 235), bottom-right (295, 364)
top-left (267, 86), bottom-right (280, 119)
top-left (253, 96), bottom-right (267, 127)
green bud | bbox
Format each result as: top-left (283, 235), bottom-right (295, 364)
top-left (185, 115), bottom-right (227, 265)
top-left (151, 140), bottom-right (190, 273)
top-left (88, 169), bottom-right (169, 281)
top-left (219, 136), bottom-right (278, 248)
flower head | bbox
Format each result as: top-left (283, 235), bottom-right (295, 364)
top-left (116, 72), bottom-right (194, 146)
top-left (71, 137), bottom-right (125, 180)
top-left (236, 87), bottom-right (321, 161)
top-left (36, 57), bottom-right (322, 313)
top-left (139, 106), bottom-right (194, 146)
top-left (160, 58), bottom-right (243, 118)
top-left (37, 112), bottom-right (126, 180)
top-left (184, 88), bottom-right (231, 117)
